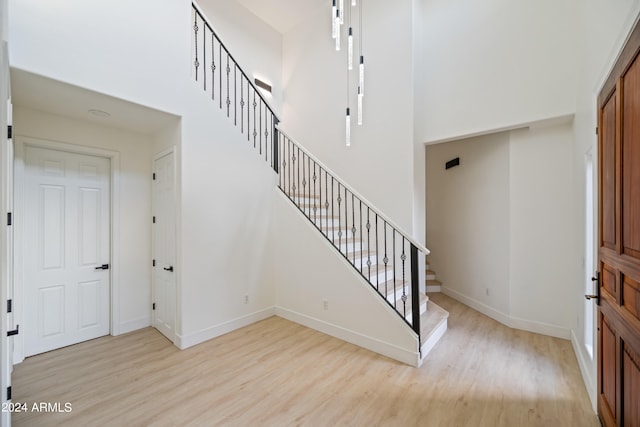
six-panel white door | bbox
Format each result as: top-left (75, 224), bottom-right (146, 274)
top-left (152, 150), bottom-right (176, 342)
top-left (23, 146), bottom-right (110, 356)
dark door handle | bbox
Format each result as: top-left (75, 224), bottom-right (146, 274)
top-left (163, 266), bottom-right (174, 272)
top-left (95, 264), bottom-right (109, 270)
top-left (587, 272), bottom-right (600, 305)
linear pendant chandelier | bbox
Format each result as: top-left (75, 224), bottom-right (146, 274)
top-left (332, 0), bottom-right (364, 146)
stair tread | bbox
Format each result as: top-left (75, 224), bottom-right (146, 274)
top-left (420, 300), bottom-right (449, 342)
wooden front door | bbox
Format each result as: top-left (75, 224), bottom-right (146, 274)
top-left (596, 20), bottom-right (640, 427)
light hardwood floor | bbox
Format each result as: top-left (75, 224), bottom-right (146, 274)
top-left (12, 294), bottom-right (600, 427)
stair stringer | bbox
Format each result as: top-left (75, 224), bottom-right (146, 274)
top-left (270, 190), bottom-right (421, 366)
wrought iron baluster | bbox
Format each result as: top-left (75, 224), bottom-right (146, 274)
top-left (308, 156), bottom-right (311, 218)
top-left (401, 237), bottom-right (407, 318)
top-left (337, 182), bottom-right (342, 248)
top-left (233, 65), bottom-right (237, 125)
top-left (253, 92), bottom-right (257, 148)
top-left (325, 171), bottom-right (329, 236)
top-left (393, 230), bottom-right (396, 308)
top-left (259, 100), bottom-right (263, 155)
top-left (344, 187), bottom-right (348, 258)
top-left (296, 146), bottom-right (301, 205)
top-left (219, 44), bottom-right (222, 109)
top-left (367, 208), bottom-right (371, 284)
top-left (359, 199), bottom-right (363, 272)
top-left (318, 165), bottom-right (322, 232)
top-left (351, 193), bottom-right (356, 265)
top-left (313, 163), bottom-right (318, 225)
top-left (383, 221), bottom-right (388, 296)
top-left (211, 31), bottom-right (215, 101)
top-left (203, 26), bottom-right (206, 91)
top-left (302, 153), bottom-right (306, 211)
top-left (240, 77), bottom-right (244, 133)
top-left (225, 54), bottom-right (230, 117)
top-left (375, 214), bottom-right (379, 290)
top-left (288, 138), bottom-right (292, 197)
top-left (194, 14), bottom-right (199, 80)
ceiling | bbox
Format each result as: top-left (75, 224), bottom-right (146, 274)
top-left (11, 69), bottom-right (179, 135)
top-left (235, 0), bottom-right (326, 34)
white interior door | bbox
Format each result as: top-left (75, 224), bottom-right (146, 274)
top-left (152, 150), bottom-right (176, 342)
top-left (23, 146), bottom-right (110, 356)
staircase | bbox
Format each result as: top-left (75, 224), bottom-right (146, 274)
top-left (191, 2), bottom-right (447, 363)
top-left (425, 257), bottom-right (443, 293)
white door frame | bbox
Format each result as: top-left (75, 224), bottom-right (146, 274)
top-left (1, 40), bottom-right (13, 427)
top-left (13, 136), bottom-right (121, 363)
top-left (152, 147), bottom-right (177, 343)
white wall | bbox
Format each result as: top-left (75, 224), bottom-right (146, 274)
top-left (13, 106), bottom-right (154, 336)
top-left (8, 0), bottom-right (188, 117)
top-left (426, 132), bottom-right (511, 314)
top-left (509, 121), bottom-right (575, 336)
top-left (426, 121), bottom-right (576, 339)
top-left (9, 0), bottom-right (283, 349)
top-left (282, 0), bottom-right (415, 233)
top-left (418, 0), bottom-right (578, 143)
top-left (177, 83), bottom-right (277, 347)
top-left (197, 0), bottom-right (283, 115)
top-left (271, 191), bottom-right (419, 366)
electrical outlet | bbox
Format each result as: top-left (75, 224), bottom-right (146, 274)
top-left (323, 299), bottom-right (328, 310)
top-left (244, 294), bottom-right (249, 304)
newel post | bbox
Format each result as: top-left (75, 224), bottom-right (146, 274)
top-left (410, 244), bottom-right (420, 338)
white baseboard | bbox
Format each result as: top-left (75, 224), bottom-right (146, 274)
top-left (442, 286), bottom-right (570, 339)
top-left (275, 306), bottom-right (420, 367)
top-left (118, 316), bottom-right (151, 335)
top-left (176, 307), bottom-right (276, 350)
top-left (571, 329), bottom-right (597, 412)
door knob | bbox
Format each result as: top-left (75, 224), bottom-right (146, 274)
top-left (585, 294), bottom-right (598, 300)
top-left (95, 264), bottom-right (110, 270)
top-left (163, 266), bottom-right (174, 272)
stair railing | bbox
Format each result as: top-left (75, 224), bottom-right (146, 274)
top-left (191, 2), bottom-right (430, 344)
top-left (191, 3), bottom-right (279, 172)
top-left (276, 128), bottom-right (429, 340)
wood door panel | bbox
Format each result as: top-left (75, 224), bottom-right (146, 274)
top-left (601, 93), bottom-right (617, 250)
top-left (623, 275), bottom-right (640, 322)
top-left (622, 59), bottom-right (640, 260)
top-left (601, 315), bottom-right (618, 421)
top-left (602, 263), bottom-right (617, 298)
top-left (623, 341), bottom-right (640, 426)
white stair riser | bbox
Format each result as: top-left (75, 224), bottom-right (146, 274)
top-left (403, 301), bottom-right (428, 321)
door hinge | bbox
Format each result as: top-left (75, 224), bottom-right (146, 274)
top-left (7, 325), bottom-right (19, 337)
top-left (595, 127), bottom-right (598, 135)
top-left (153, 216), bottom-right (156, 224)
top-left (7, 299), bottom-right (12, 313)
top-left (152, 303), bottom-right (156, 310)
top-left (7, 125), bottom-right (12, 140)
top-left (152, 172), bottom-right (156, 180)
top-left (6, 386), bottom-right (11, 400)
top-left (7, 212), bottom-right (12, 226)
top-left (152, 259), bottom-right (156, 267)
